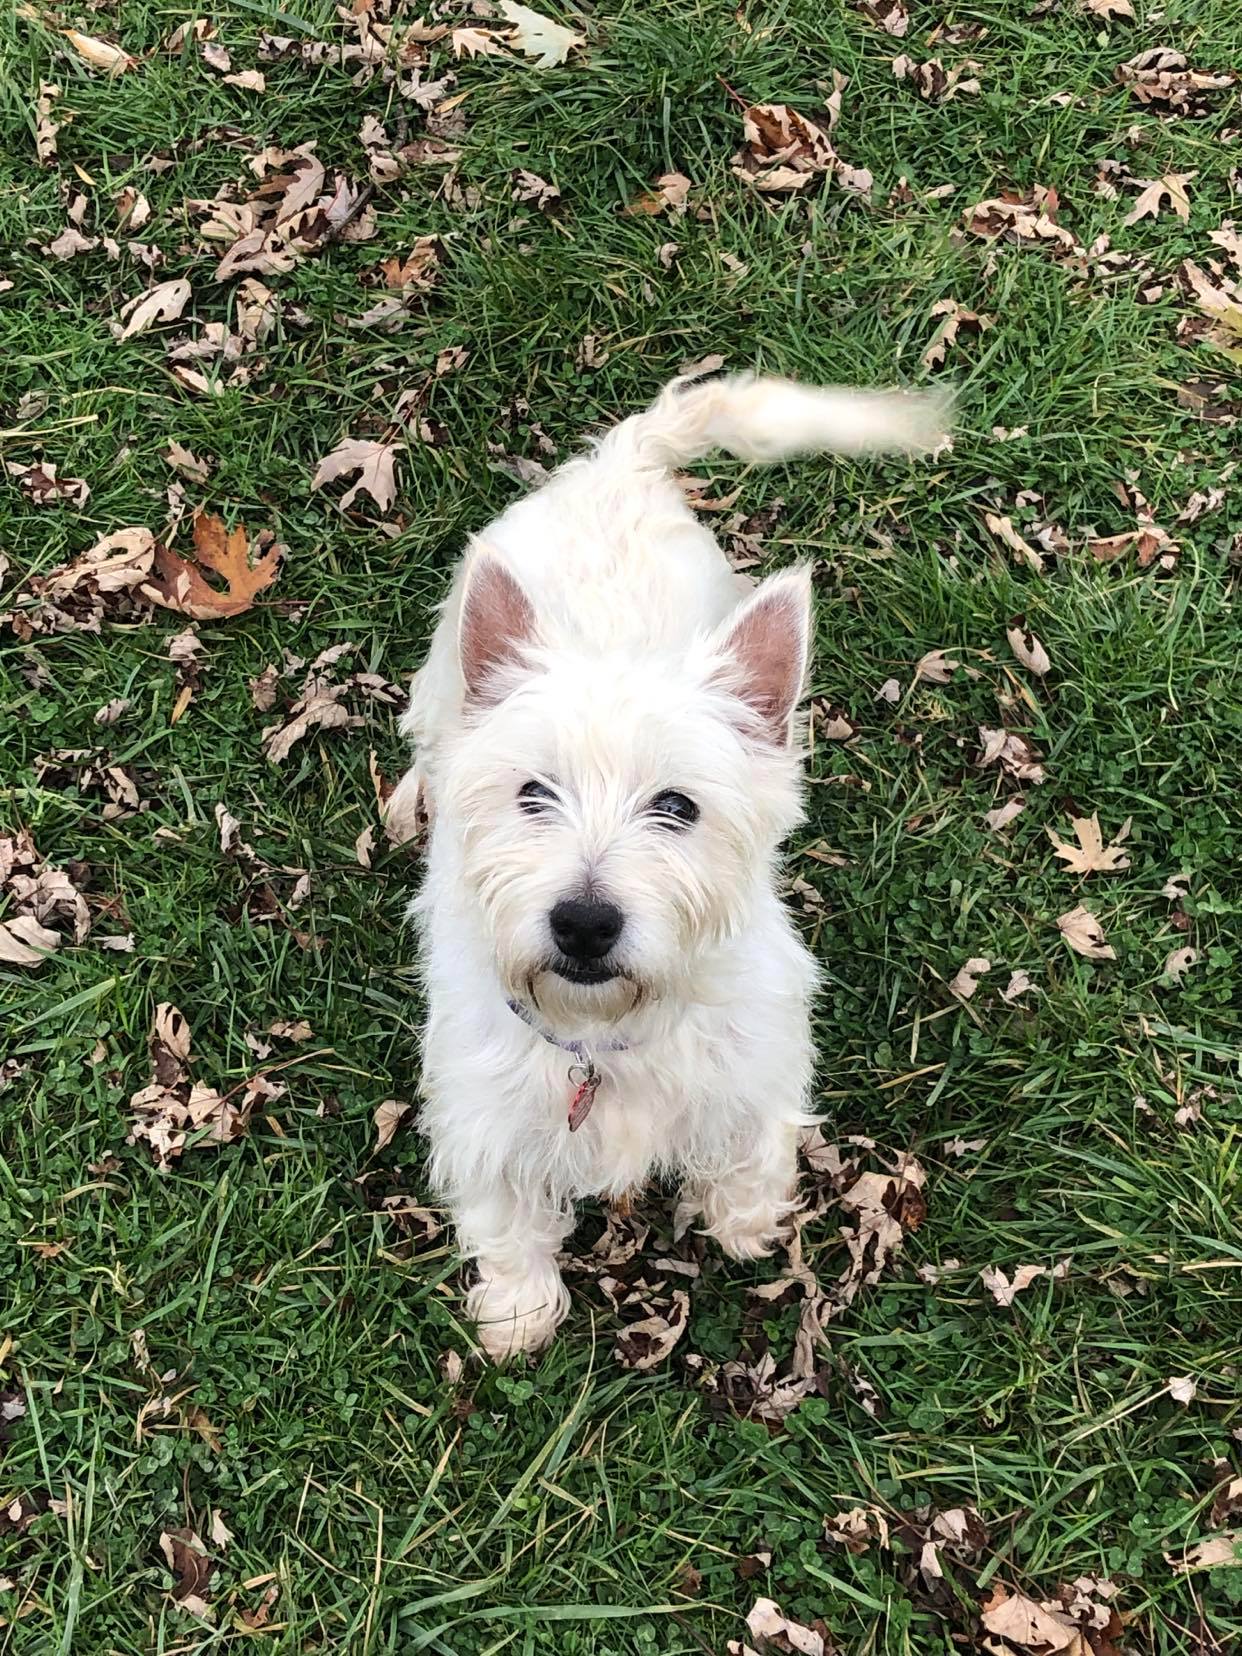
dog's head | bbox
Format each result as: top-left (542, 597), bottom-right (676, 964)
top-left (438, 549), bottom-right (811, 1026)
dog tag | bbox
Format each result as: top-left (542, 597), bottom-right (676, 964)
top-left (567, 1064), bottom-right (600, 1132)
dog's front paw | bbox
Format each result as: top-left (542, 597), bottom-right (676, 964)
top-left (468, 1267), bottom-right (570, 1363)
top-left (713, 1216), bottom-right (787, 1262)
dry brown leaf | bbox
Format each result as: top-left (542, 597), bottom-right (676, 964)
top-left (921, 297), bottom-right (991, 369)
top-left (452, 27), bottom-right (510, 58)
top-left (1057, 904), bottom-right (1116, 960)
top-left (980, 1585), bottom-right (1082, 1652)
top-left (128, 1005), bottom-right (276, 1169)
top-left (730, 103), bottom-right (871, 198)
top-left (891, 54), bottom-right (982, 104)
top-left (142, 509), bottom-right (283, 620)
top-left (915, 648), bottom-right (960, 683)
top-left (1001, 968), bottom-right (1034, 1002)
top-left (743, 1597), bottom-right (825, 1656)
top-left (977, 727), bottom-right (1047, 784)
top-left (1163, 946), bottom-right (1199, 983)
top-left (1168, 1374), bottom-right (1197, 1404)
top-left (1006, 622), bottom-right (1051, 676)
top-left (499, 1), bottom-right (583, 67)
top-left (984, 513), bottom-right (1044, 573)
top-left (312, 437), bottom-right (401, 512)
top-left (35, 80), bottom-right (60, 165)
top-left (622, 171), bottom-right (692, 216)
top-left (93, 697), bottom-right (130, 726)
top-left (1117, 48), bottom-right (1235, 117)
top-left (115, 279), bottom-right (192, 341)
top-left (1123, 172), bottom-right (1194, 225)
top-left (1084, 0), bottom-right (1134, 15)
top-left (984, 797), bottom-right (1026, 832)
top-left (963, 186), bottom-right (1082, 259)
top-left (163, 442), bottom-right (212, 484)
top-left (1046, 813), bottom-right (1131, 875)
top-left (949, 957), bottom-right (991, 1000)
top-left (980, 1259), bottom-right (1068, 1306)
top-left (6, 461), bottom-right (91, 508)
top-left (63, 29), bottom-right (138, 74)
top-left (855, 0), bottom-right (909, 36)
top-left (159, 1527), bottom-right (214, 1617)
top-left (0, 913), bottom-right (62, 967)
top-left (373, 1098), bottom-right (410, 1151)
top-left (1167, 1533), bottom-right (1242, 1573)
top-left (208, 1510), bottom-right (233, 1549)
top-left (614, 1288), bottom-right (690, 1371)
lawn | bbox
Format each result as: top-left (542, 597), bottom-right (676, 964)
top-left (2, 0), bottom-right (1241, 1650)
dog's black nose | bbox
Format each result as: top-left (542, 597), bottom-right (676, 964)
top-left (550, 896), bottom-right (624, 962)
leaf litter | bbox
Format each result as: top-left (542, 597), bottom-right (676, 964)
top-left (260, 645), bottom-right (403, 764)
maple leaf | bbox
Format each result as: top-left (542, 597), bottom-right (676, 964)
top-left (614, 1288), bottom-right (690, 1370)
top-left (312, 436), bottom-right (402, 511)
top-left (115, 279), bottom-right (192, 341)
top-left (143, 509), bottom-right (284, 619)
top-left (980, 1585), bottom-right (1082, 1652)
top-left (1123, 171), bottom-right (1194, 225)
top-left (163, 441), bottom-right (212, 483)
top-left (452, 26), bottom-right (510, 58)
top-left (1057, 904), bottom-right (1116, 960)
top-left (499, 2), bottom-right (583, 67)
top-left (915, 648), bottom-right (960, 683)
top-left (1046, 813), bottom-right (1131, 874)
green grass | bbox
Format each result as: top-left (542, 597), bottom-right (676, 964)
top-left (2, 0), bottom-right (1241, 1650)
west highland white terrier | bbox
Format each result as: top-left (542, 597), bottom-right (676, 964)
top-left (398, 372), bottom-right (947, 1360)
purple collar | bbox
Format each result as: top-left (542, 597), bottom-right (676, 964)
top-left (505, 996), bottom-right (632, 1060)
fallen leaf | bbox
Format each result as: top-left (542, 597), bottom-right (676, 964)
top-left (499, 1), bottom-right (583, 67)
top-left (984, 797), bottom-right (1026, 832)
top-left (949, 957), bottom-right (991, 1000)
top-left (267, 1018), bottom-right (312, 1042)
top-left (63, 29), bottom-right (138, 74)
top-left (875, 677), bottom-right (902, 704)
top-left (1168, 1375), bottom-right (1197, 1404)
top-left (855, 0), bottom-right (909, 36)
top-left (892, 54), bottom-right (982, 104)
top-left (35, 80), bottom-right (60, 165)
top-left (614, 1288), bottom-right (691, 1371)
top-left (159, 1527), bottom-right (213, 1615)
top-left (963, 186), bottom-right (1083, 260)
top-left (208, 1510), bottom-right (233, 1548)
top-left (143, 509), bottom-right (284, 619)
top-left (977, 727), bottom-right (1047, 783)
top-left (980, 1260), bottom-right (1069, 1307)
top-left (93, 697), bottom-right (130, 725)
top-left (1006, 622), bottom-right (1051, 675)
top-left (1117, 48), bottom-right (1235, 117)
top-left (984, 512), bottom-right (1044, 573)
top-left (921, 297), bottom-right (991, 369)
top-left (355, 824), bottom-right (376, 867)
top-left (452, 26), bottom-right (510, 59)
top-left (1057, 904), bottom-right (1116, 960)
top-left (1163, 946), bottom-right (1199, 983)
top-left (1001, 969), bottom-right (1034, 1002)
top-left (223, 69), bottom-right (266, 91)
top-left (1167, 1533), bottom-right (1242, 1573)
top-left (623, 171), bottom-right (692, 216)
top-left (249, 664), bottom-right (281, 711)
top-left (115, 279), bottom-right (192, 341)
top-left (744, 1597), bottom-right (825, 1656)
top-left (373, 1098), bottom-right (410, 1151)
top-left (1084, 0), bottom-right (1133, 15)
top-left (1046, 814), bottom-right (1131, 875)
top-left (163, 442), bottom-right (212, 484)
top-left (1123, 172), bottom-right (1194, 225)
top-left (0, 913), bottom-right (62, 967)
top-left (731, 102), bottom-right (871, 198)
top-left (980, 1585), bottom-right (1082, 1652)
top-left (312, 437), bottom-right (401, 512)
top-left (6, 461), bottom-right (91, 508)
top-left (915, 648), bottom-right (960, 683)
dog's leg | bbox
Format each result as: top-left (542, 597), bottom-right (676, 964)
top-left (684, 1115), bottom-right (803, 1261)
top-left (456, 1182), bottom-right (573, 1362)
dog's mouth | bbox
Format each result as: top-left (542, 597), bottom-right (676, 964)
top-left (549, 958), bottom-right (619, 986)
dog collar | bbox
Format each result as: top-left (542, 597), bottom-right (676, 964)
top-left (505, 997), bottom-right (631, 1132)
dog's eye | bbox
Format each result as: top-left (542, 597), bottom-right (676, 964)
top-left (648, 790), bottom-right (699, 829)
top-left (518, 780), bottom-right (557, 815)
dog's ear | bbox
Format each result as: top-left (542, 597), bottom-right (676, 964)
top-left (711, 567), bottom-right (812, 744)
top-left (457, 549), bottom-right (538, 705)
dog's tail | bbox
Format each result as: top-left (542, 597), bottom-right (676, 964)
top-left (601, 371), bottom-right (949, 471)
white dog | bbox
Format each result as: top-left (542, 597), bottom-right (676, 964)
top-left (398, 372), bottom-right (946, 1360)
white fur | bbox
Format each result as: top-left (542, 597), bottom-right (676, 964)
top-left (400, 372), bottom-right (947, 1360)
